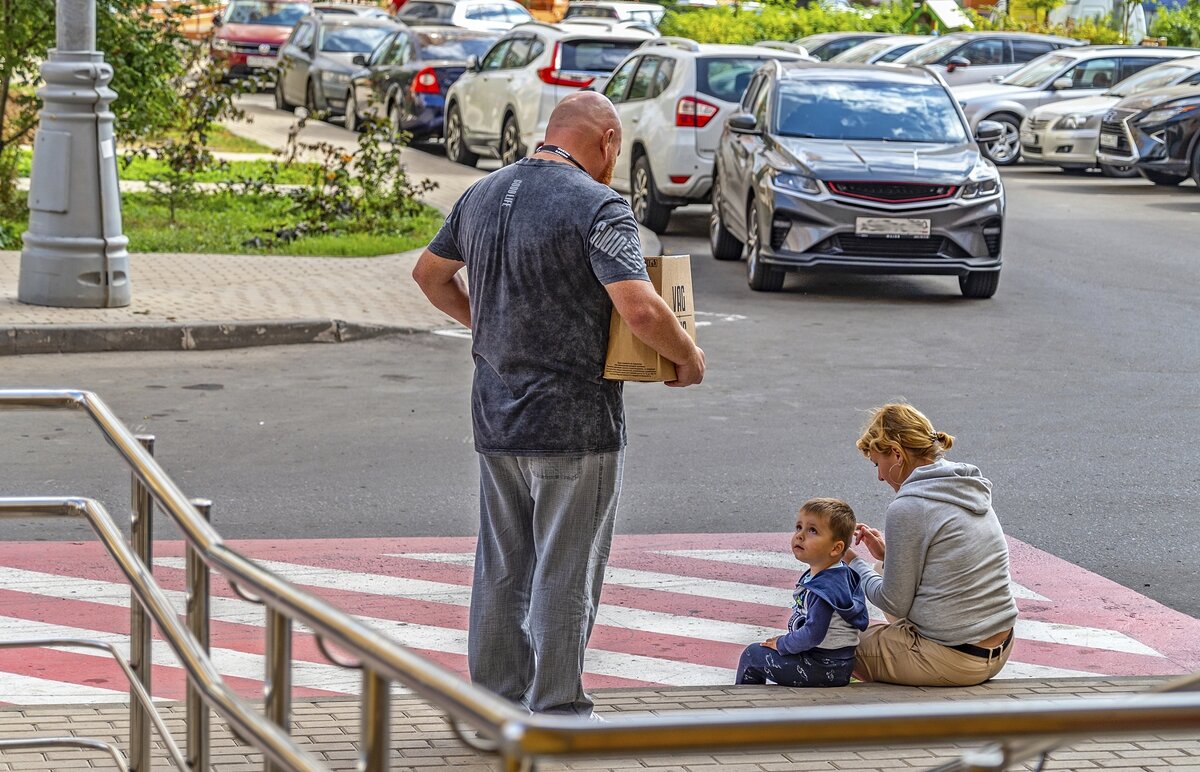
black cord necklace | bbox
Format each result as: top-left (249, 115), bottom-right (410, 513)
top-left (537, 143), bottom-right (588, 175)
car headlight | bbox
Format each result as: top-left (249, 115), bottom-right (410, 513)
top-left (1054, 113), bottom-right (1099, 131)
top-left (773, 171), bottom-right (821, 196)
top-left (1137, 103), bottom-right (1200, 126)
top-left (960, 158), bottom-right (1001, 199)
top-left (321, 71), bottom-right (352, 86)
top-left (211, 38), bottom-right (233, 52)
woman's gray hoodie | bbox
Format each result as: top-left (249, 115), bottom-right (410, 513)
top-left (849, 458), bottom-right (1018, 646)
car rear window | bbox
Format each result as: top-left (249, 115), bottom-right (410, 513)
top-left (565, 6), bottom-right (620, 17)
top-left (697, 57), bottom-right (773, 103)
top-left (417, 31), bottom-right (499, 60)
top-left (400, 1), bottom-right (454, 22)
top-left (560, 40), bottom-right (643, 72)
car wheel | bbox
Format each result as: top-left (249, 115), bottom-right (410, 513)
top-left (344, 89), bottom-right (360, 132)
top-left (745, 199), bottom-right (785, 292)
top-left (500, 115), bottom-right (524, 167)
top-left (980, 114), bottom-right (1021, 166)
top-left (1191, 142), bottom-right (1200, 188)
top-left (959, 270), bottom-right (1000, 299)
top-left (631, 155), bottom-right (673, 234)
top-left (709, 169), bottom-right (743, 261)
top-left (1142, 169), bottom-right (1185, 186)
top-left (1098, 163), bottom-right (1138, 178)
top-left (388, 100), bottom-right (404, 140)
top-left (445, 105), bottom-right (479, 167)
top-left (274, 76), bottom-right (291, 111)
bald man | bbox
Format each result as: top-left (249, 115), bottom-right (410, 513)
top-left (413, 91), bottom-right (705, 716)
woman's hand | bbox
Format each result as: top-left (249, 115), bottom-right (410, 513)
top-left (761, 636), bottom-right (779, 651)
top-left (854, 524), bottom-right (886, 561)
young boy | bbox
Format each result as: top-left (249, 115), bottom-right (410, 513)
top-left (736, 498), bottom-right (869, 687)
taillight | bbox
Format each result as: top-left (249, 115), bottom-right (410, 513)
top-left (536, 42), bottom-right (595, 88)
top-left (676, 96), bottom-right (719, 128)
top-left (411, 67), bottom-right (440, 95)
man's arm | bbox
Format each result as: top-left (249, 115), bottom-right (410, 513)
top-left (604, 279), bottom-right (705, 387)
top-left (412, 249), bottom-right (471, 329)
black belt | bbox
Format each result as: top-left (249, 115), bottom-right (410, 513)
top-left (950, 629), bottom-right (1014, 660)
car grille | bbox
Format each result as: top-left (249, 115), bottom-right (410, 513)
top-left (231, 43), bottom-right (280, 55)
top-left (826, 181), bottom-right (957, 204)
top-left (1100, 108), bottom-right (1138, 158)
top-left (818, 234), bottom-right (968, 259)
top-left (1026, 117), bottom-right (1051, 131)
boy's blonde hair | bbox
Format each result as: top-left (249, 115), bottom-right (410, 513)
top-left (856, 402), bottom-right (954, 462)
top-left (801, 497), bottom-right (856, 552)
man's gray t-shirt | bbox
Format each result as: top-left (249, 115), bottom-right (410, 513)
top-left (427, 157), bottom-right (649, 456)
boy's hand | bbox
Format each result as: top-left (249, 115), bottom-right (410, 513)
top-left (761, 636), bottom-right (779, 651)
top-left (854, 524), bottom-right (886, 561)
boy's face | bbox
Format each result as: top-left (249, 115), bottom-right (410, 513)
top-left (791, 509), bottom-right (845, 565)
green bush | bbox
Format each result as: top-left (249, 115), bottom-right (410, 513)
top-left (659, 4), bottom-right (909, 44)
top-left (1150, 0), bottom-right (1200, 45)
top-left (658, 3), bottom-right (1124, 44)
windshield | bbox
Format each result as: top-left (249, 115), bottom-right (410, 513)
top-left (417, 31), bottom-right (498, 59)
top-left (1110, 63), bottom-right (1193, 96)
top-left (895, 36), bottom-right (963, 65)
top-left (829, 39), bottom-right (890, 64)
top-left (1000, 53), bottom-right (1071, 87)
top-left (224, 0), bottom-right (310, 25)
top-left (775, 80), bottom-right (968, 143)
top-left (320, 25), bottom-right (393, 53)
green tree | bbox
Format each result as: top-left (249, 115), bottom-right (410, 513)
top-left (0, 0), bottom-right (190, 217)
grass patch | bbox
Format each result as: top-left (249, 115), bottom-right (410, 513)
top-left (17, 149), bottom-right (317, 184)
top-left (120, 190), bottom-right (441, 256)
top-left (178, 125), bottom-right (272, 153)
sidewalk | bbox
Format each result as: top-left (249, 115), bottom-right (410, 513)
top-left (1, 106), bottom-right (661, 356)
top-left (2, 678), bottom-right (1195, 771)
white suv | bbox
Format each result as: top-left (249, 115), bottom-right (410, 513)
top-left (444, 22), bottom-right (654, 167)
top-left (602, 38), bottom-right (812, 233)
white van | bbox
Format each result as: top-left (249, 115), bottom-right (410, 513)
top-left (1047, 0), bottom-right (1147, 44)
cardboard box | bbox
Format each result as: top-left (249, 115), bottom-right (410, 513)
top-left (604, 255), bottom-right (696, 382)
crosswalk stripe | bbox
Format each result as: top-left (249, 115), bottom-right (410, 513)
top-left (657, 549), bottom-right (1051, 602)
top-left (392, 552), bottom-right (1158, 658)
top-left (189, 556), bottom-right (782, 647)
top-left (0, 671), bottom-right (137, 704)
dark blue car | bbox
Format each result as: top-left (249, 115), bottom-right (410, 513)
top-left (345, 25), bottom-right (500, 140)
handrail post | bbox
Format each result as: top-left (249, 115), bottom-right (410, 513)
top-left (264, 609), bottom-right (293, 772)
top-left (360, 669), bottom-right (391, 771)
top-left (129, 434), bottom-right (155, 772)
top-left (187, 499), bottom-right (213, 771)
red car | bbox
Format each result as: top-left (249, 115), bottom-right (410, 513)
top-left (210, 0), bottom-right (314, 78)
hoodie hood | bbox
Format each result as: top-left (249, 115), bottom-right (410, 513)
top-left (895, 457), bottom-right (992, 515)
top-left (800, 564), bottom-right (869, 630)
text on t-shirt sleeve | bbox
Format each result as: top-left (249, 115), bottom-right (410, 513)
top-left (587, 198), bottom-right (649, 285)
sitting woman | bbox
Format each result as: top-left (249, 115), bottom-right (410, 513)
top-left (846, 403), bottom-right (1017, 687)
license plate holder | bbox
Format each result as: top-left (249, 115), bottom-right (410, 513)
top-left (247, 55), bottom-right (275, 68)
top-left (855, 217), bottom-right (931, 238)
top-left (1099, 133), bottom-right (1120, 149)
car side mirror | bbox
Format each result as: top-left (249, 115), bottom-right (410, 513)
top-left (727, 112), bottom-right (759, 134)
top-left (466, 54), bottom-right (480, 71)
top-left (975, 119), bottom-right (1004, 143)
top-left (945, 55), bottom-right (970, 73)
top-left (352, 54), bottom-right (367, 66)
top-left (1052, 77), bottom-right (1073, 90)
top-left (211, 13), bottom-right (222, 26)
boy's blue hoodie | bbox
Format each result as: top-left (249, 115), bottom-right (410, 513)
top-left (776, 563), bottom-right (869, 656)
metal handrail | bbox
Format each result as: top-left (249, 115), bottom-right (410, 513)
top-left (3, 388), bottom-right (1200, 772)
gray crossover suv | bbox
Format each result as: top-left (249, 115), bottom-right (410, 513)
top-left (710, 62), bottom-right (1006, 298)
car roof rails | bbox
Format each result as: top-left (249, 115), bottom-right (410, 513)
top-left (755, 40), bottom-right (810, 57)
top-left (511, 20), bottom-right (568, 33)
top-left (642, 36), bottom-right (700, 52)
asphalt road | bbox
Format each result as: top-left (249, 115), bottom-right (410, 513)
top-left (2, 139), bottom-right (1197, 616)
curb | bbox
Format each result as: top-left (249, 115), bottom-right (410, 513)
top-left (0, 319), bottom-right (419, 357)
